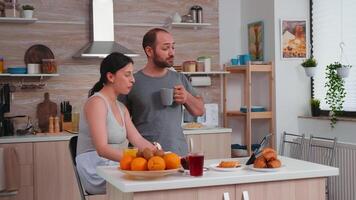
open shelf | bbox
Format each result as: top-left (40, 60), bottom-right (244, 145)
top-left (0, 17), bottom-right (38, 23)
top-left (226, 111), bottom-right (273, 119)
top-left (226, 64), bottom-right (273, 73)
top-left (181, 71), bottom-right (229, 75)
top-left (167, 22), bottom-right (211, 29)
top-left (0, 73), bottom-right (59, 77)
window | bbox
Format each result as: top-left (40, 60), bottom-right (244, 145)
top-left (311, 0), bottom-right (356, 113)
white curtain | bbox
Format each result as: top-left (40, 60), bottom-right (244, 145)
top-left (312, 0), bottom-right (356, 111)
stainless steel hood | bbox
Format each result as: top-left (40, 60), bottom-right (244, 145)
top-left (74, 0), bottom-right (139, 58)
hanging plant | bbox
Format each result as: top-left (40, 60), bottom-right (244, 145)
top-left (325, 62), bottom-right (346, 128)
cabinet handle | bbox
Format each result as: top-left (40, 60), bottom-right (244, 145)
top-left (242, 191), bottom-right (250, 200)
top-left (0, 191), bottom-right (18, 197)
top-left (223, 192), bottom-right (230, 200)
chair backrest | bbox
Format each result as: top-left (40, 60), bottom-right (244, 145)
top-left (280, 131), bottom-right (305, 160)
top-left (69, 136), bottom-right (87, 200)
top-left (307, 135), bottom-right (337, 166)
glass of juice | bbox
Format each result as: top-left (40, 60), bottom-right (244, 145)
top-left (188, 152), bottom-right (204, 176)
top-left (123, 147), bottom-right (138, 158)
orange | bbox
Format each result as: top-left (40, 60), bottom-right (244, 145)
top-left (120, 155), bottom-right (134, 170)
top-left (148, 156), bottom-right (166, 171)
top-left (163, 153), bottom-right (181, 169)
top-left (130, 157), bottom-right (148, 171)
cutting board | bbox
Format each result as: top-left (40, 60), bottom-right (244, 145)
top-left (36, 92), bottom-right (57, 132)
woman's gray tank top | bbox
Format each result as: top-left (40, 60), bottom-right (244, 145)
top-left (76, 92), bottom-right (128, 155)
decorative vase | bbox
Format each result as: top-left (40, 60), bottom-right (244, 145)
top-left (304, 67), bottom-right (316, 77)
top-left (311, 106), bottom-right (321, 117)
top-left (336, 67), bottom-right (350, 78)
top-left (22, 10), bottom-right (33, 19)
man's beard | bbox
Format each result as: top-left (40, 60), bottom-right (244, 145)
top-left (153, 53), bottom-right (174, 68)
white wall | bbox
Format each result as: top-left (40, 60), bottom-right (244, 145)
top-left (219, 0), bottom-right (311, 149)
top-left (273, 0), bottom-right (310, 149)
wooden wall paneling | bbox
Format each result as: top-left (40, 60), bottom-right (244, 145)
top-left (1, 0), bottom-right (220, 128)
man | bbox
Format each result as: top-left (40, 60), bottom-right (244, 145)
top-left (122, 28), bottom-right (204, 156)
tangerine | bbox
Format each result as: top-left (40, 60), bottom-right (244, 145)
top-left (147, 156), bottom-right (166, 171)
top-left (131, 157), bottom-right (148, 171)
top-left (120, 155), bottom-right (134, 170)
top-left (163, 153), bottom-right (181, 169)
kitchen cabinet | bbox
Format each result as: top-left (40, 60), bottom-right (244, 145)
top-left (185, 132), bottom-right (231, 159)
top-left (0, 143), bottom-right (33, 200)
top-left (33, 141), bottom-right (79, 200)
top-left (223, 62), bottom-right (275, 155)
top-left (235, 178), bottom-right (325, 200)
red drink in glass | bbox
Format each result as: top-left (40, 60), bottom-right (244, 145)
top-left (188, 153), bottom-right (204, 176)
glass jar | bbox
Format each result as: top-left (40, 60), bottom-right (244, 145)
top-left (41, 59), bottom-right (57, 74)
top-left (0, 56), bottom-right (4, 73)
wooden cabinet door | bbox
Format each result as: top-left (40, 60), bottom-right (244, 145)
top-left (197, 185), bottom-right (235, 200)
top-left (186, 133), bottom-right (231, 159)
top-left (33, 141), bottom-right (80, 200)
top-left (235, 178), bottom-right (326, 200)
top-left (0, 143), bottom-right (33, 200)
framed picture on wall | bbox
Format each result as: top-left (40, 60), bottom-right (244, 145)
top-left (248, 21), bottom-right (264, 61)
top-left (281, 19), bottom-right (307, 59)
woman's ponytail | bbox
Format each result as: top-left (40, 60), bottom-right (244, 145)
top-left (88, 77), bottom-right (105, 97)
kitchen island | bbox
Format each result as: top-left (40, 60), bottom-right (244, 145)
top-left (97, 156), bottom-right (338, 200)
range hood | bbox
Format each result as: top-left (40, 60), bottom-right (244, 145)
top-left (74, 0), bottom-right (139, 58)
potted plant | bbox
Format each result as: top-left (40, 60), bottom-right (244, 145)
top-left (325, 62), bottom-right (346, 128)
top-left (336, 64), bottom-right (352, 78)
top-left (301, 57), bottom-right (317, 77)
top-left (21, 4), bottom-right (34, 19)
top-left (310, 98), bottom-right (321, 117)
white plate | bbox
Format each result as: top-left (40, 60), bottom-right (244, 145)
top-left (209, 163), bottom-right (243, 172)
top-left (246, 164), bottom-right (285, 172)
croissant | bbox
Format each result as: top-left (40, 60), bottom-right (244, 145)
top-left (218, 161), bottom-right (240, 168)
top-left (267, 159), bottom-right (281, 168)
top-left (253, 156), bottom-right (267, 168)
top-left (262, 148), bottom-right (277, 161)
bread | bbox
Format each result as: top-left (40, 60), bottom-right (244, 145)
top-left (253, 148), bottom-right (281, 168)
top-left (218, 161), bottom-right (240, 168)
top-left (253, 156), bottom-right (267, 168)
top-left (267, 159), bottom-right (281, 168)
top-left (262, 147), bottom-right (277, 161)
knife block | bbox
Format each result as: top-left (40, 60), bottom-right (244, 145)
top-left (61, 114), bottom-right (72, 131)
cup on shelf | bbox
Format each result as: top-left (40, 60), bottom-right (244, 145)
top-left (239, 54), bottom-right (251, 65)
top-left (230, 58), bottom-right (239, 65)
top-left (27, 63), bottom-right (40, 74)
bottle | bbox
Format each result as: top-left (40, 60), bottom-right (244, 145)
top-left (196, 6), bottom-right (203, 23)
top-left (0, 56), bottom-right (4, 73)
top-left (48, 116), bottom-right (54, 133)
top-left (190, 6), bottom-right (198, 23)
top-left (54, 117), bottom-right (60, 133)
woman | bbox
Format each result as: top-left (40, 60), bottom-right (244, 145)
top-left (76, 52), bottom-right (156, 194)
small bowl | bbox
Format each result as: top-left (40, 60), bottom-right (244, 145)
top-left (7, 67), bottom-right (27, 74)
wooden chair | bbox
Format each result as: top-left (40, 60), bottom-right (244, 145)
top-left (280, 131), bottom-right (305, 160)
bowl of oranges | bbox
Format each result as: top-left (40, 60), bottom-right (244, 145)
top-left (119, 148), bottom-right (181, 178)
